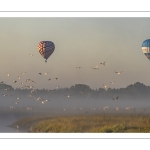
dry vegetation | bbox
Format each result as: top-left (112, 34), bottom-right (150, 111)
top-left (11, 114), bottom-right (150, 133)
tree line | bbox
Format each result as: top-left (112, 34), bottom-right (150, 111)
top-left (0, 82), bottom-right (150, 100)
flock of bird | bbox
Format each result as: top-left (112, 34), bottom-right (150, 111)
top-left (0, 63), bottom-right (57, 107)
top-left (90, 61), bottom-right (123, 101)
top-left (0, 53), bottom-right (133, 117)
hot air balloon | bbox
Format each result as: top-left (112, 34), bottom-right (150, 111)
top-left (142, 39), bottom-right (150, 60)
top-left (37, 41), bottom-right (55, 62)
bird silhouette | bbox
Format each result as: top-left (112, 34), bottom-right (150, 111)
top-left (112, 96), bottom-right (119, 100)
top-left (100, 62), bottom-right (105, 66)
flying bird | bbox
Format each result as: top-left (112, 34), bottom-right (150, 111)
top-left (21, 72), bottom-right (27, 75)
top-left (113, 96), bottom-right (119, 100)
top-left (38, 97), bottom-right (50, 104)
top-left (92, 65), bottom-right (99, 70)
top-left (65, 94), bottom-right (72, 98)
top-left (31, 89), bottom-right (37, 93)
top-left (18, 76), bottom-right (22, 79)
top-left (29, 54), bottom-right (34, 56)
top-left (103, 84), bottom-right (109, 89)
top-left (115, 71), bottom-right (123, 74)
top-left (7, 73), bottom-right (11, 77)
top-left (44, 72), bottom-right (49, 75)
top-left (100, 62), bottom-right (105, 66)
top-left (110, 81), bottom-right (115, 84)
top-left (56, 86), bottom-right (60, 89)
top-left (36, 97), bottom-right (43, 101)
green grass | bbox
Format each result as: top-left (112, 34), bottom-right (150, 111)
top-left (12, 114), bottom-right (150, 133)
top-left (17, 114), bottom-right (150, 133)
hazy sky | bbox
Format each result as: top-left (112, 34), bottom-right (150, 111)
top-left (1, 17), bottom-right (150, 90)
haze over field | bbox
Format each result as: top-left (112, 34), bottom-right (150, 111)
top-left (1, 17), bottom-right (150, 133)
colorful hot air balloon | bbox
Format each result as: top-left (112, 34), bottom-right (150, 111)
top-left (37, 41), bottom-right (55, 62)
top-left (142, 39), bottom-right (150, 60)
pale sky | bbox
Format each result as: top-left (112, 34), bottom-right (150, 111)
top-left (1, 17), bottom-right (150, 90)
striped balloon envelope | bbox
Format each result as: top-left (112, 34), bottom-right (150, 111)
top-left (37, 41), bottom-right (55, 62)
top-left (142, 39), bottom-right (150, 60)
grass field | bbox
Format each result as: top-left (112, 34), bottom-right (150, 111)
top-left (11, 113), bottom-right (150, 133)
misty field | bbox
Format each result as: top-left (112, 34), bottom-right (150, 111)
top-left (11, 114), bottom-right (150, 133)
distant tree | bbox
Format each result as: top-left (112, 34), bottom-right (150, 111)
top-left (0, 83), bottom-right (14, 90)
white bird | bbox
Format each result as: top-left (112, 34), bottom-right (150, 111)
top-left (7, 73), bottom-right (11, 77)
top-left (16, 97), bottom-right (20, 100)
top-left (92, 65), bottom-right (99, 70)
top-left (15, 102), bottom-right (19, 105)
top-left (115, 71), bottom-right (123, 74)
top-left (44, 72), bottom-right (49, 75)
top-left (18, 76), bottom-right (22, 79)
top-left (103, 106), bottom-right (109, 111)
top-left (103, 84), bottom-right (109, 89)
top-left (56, 86), bottom-right (60, 89)
top-left (39, 98), bottom-right (50, 104)
top-left (31, 89), bottom-right (37, 93)
top-left (110, 81), bottom-right (115, 84)
top-left (29, 54), bottom-right (34, 56)
top-left (29, 86), bottom-right (34, 89)
top-left (30, 79), bottom-right (36, 84)
top-left (100, 62), bottom-right (105, 66)
top-left (17, 125), bottom-right (19, 129)
top-left (41, 101), bottom-right (45, 104)
top-left (65, 94), bottom-right (72, 98)
top-left (36, 97), bottom-right (42, 101)
top-left (12, 80), bottom-right (17, 83)
top-left (21, 72), bottom-right (27, 75)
